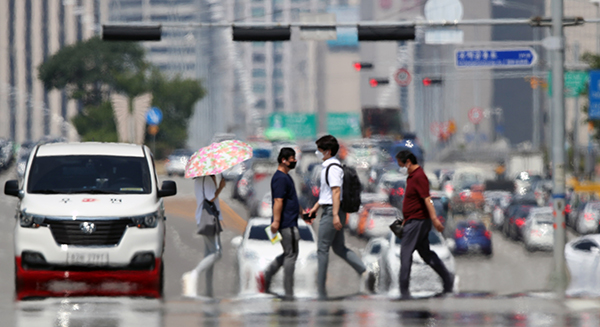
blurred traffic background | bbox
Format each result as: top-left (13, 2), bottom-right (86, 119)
top-left (3, 0), bottom-right (600, 325)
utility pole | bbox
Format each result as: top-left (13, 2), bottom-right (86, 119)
top-left (551, 0), bottom-right (568, 299)
top-left (573, 42), bottom-right (581, 177)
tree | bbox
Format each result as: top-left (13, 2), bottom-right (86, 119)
top-left (38, 38), bottom-right (205, 157)
top-left (145, 69), bottom-right (204, 157)
top-left (38, 36), bottom-right (147, 106)
top-left (72, 102), bottom-right (118, 142)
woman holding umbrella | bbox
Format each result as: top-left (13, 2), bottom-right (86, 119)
top-left (181, 140), bottom-right (253, 298)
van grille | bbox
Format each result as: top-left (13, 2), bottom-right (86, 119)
top-left (46, 219), bottom-right (130, 246)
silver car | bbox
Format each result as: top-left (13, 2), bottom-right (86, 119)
top-left (575, 201), bottom-right (600, 235)
top-left (165, 149), bottom-right (193, 177)
top-left (522, 207), bottom-right (554, 252)
top-left (362, 207), bottom-right (403, 239)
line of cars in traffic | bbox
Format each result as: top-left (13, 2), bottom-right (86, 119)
top-left (480, 171), bottom-right (600, 297)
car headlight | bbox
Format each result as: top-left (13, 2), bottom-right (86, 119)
top-left (131, 212), bottom-right (159, 228)
top-left (19, 210), bottom-right (44, 228)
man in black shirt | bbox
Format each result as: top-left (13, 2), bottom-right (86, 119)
top-left (257, 147), bottom-right (301, 300)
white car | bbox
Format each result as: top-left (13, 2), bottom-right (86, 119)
top-left (231, 218), bottom-right (318, 298)
top-left (362, 207), bottom-right (403, 239)
top-left (575, 201), bottom-right (600, 235)
top-left (347, 193), bottom-right (389, 233)
top-left (4, 142), bottom-right (177, 300)
top-left (522, 207), bottom-right (554, 252)
top-left (252, 191), bottom-right (273, 218)
top-left (375, 172), bottom-right (406, 197)
top-left (566, 235), bottom-right (600, 297)
top-left (164, 148), bottom-right (193, 177)
top-left (362, 231), bottom-right (457, 297)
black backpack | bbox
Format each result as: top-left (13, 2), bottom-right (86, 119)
top-left (325, 163), bottom-right (362, 213)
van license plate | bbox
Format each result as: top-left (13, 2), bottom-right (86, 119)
top-left (67, 253), bottom-right (108, 266)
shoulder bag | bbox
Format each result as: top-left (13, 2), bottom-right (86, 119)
top-left (389, 217), bottom-right (405, 239)
top-left (197, 177), bottom-right (223, 236)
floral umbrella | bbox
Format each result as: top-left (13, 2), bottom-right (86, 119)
top-left (184, 140), bottom-right (253, 179)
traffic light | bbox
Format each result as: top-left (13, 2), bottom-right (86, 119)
top-left (102, 24), bottom-right (162, 41)
top-left (232, 26), bottom-right (291, 41)
top-left (353, 62), bottom-right (374, 71)
top-left (422, 77), bottom-right (443, 86)
top-left (358, 26), bottom-right (416, 41)
top-left (369, 78), bottom-right (390, 87)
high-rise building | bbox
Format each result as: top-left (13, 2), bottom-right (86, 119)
top-left (109, 0), bottom-right (199, 78)
top-left (0, 0), bottom-right (108, 143)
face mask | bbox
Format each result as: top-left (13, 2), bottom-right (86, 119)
top-left (315, 150), bottom-right (325, 161)
top-left (399, 167), bottom-right (408, 175)
top-left (287, 161), bottom-right (297, 170)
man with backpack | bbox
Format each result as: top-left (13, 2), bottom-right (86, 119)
top-left (308, 135), bottom-right (372, 300)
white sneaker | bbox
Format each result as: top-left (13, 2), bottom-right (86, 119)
top-left (359, 270), bottom-right (375, 294)
top-left (181, 271), bottom-right (197, 297)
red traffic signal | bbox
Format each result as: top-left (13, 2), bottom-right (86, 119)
top-left (354, 62), bottom-right (374, 71)
top-left (422, 77), bottom-right (443, 86)
top-left (369, 78), bottom-right (389, 87)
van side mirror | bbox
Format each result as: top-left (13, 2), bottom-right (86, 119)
top-left (4, 180), bottom-right (20, 197)
top-left (158, 180), bottom-right (177, 198)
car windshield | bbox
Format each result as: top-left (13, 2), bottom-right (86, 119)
top-left (383, 179), bottom-right (405, 189)
top-left (433, 199), bottom-right (445, 213)
top-left (533, 213), bottom-right (553, 222)
top-left (590, 203), bottom-right (600, 211)
top-left (171, 149), bottom-right (193, 157)
top-left (27, 155), bottom-right (152, 194)
top-left (514, 206), bottom-right (533, 218)
top-left (249, 225), bottom-right (270, 240)
top-left (457, 222), bottom-right (487, 234)
top-left (249, 224), bottom-right (314, 242)
top-left (370, 209), bottom-right (398, 218)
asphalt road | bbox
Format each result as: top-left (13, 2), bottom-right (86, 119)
top-left (1, 168), bottom-right (599, 326)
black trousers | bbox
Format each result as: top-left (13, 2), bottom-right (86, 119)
top-left (399, 218), bottom-right (453, 296)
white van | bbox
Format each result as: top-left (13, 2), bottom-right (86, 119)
top-left (4, 142), bottom-right (177, 300)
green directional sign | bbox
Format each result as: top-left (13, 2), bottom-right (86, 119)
top-left (269, 113), bottom-right (317, 140)
top-left (548, 71), bottom-right (588, 98)
top-left (327, 113), bottom-right (361, 139)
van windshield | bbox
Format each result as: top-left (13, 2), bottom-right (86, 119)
top-left (27, 155), bottom-right (152, 194)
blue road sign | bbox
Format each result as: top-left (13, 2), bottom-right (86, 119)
top-left (589, 71), bottom-right (600, 120)
top-left (146, 107), bottom-right (163, 125)
top-left (455, 48), bottom-right (537, 68)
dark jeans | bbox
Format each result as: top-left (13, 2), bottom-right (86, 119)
top-left (400, 218), bottom-right (453, 297)
top-left (264, 226), bottom-right (299, 297)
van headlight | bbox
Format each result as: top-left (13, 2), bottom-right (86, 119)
top-left (19, 211), bottom-right (45, 228)
top-left (131, 212), bottom-right (159, 228)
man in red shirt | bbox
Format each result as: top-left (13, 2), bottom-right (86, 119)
top-left (396, 150), bottom-right (454, 299)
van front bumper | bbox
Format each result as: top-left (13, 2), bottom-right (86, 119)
top-left (14, 257), bottom-right (162, 300)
